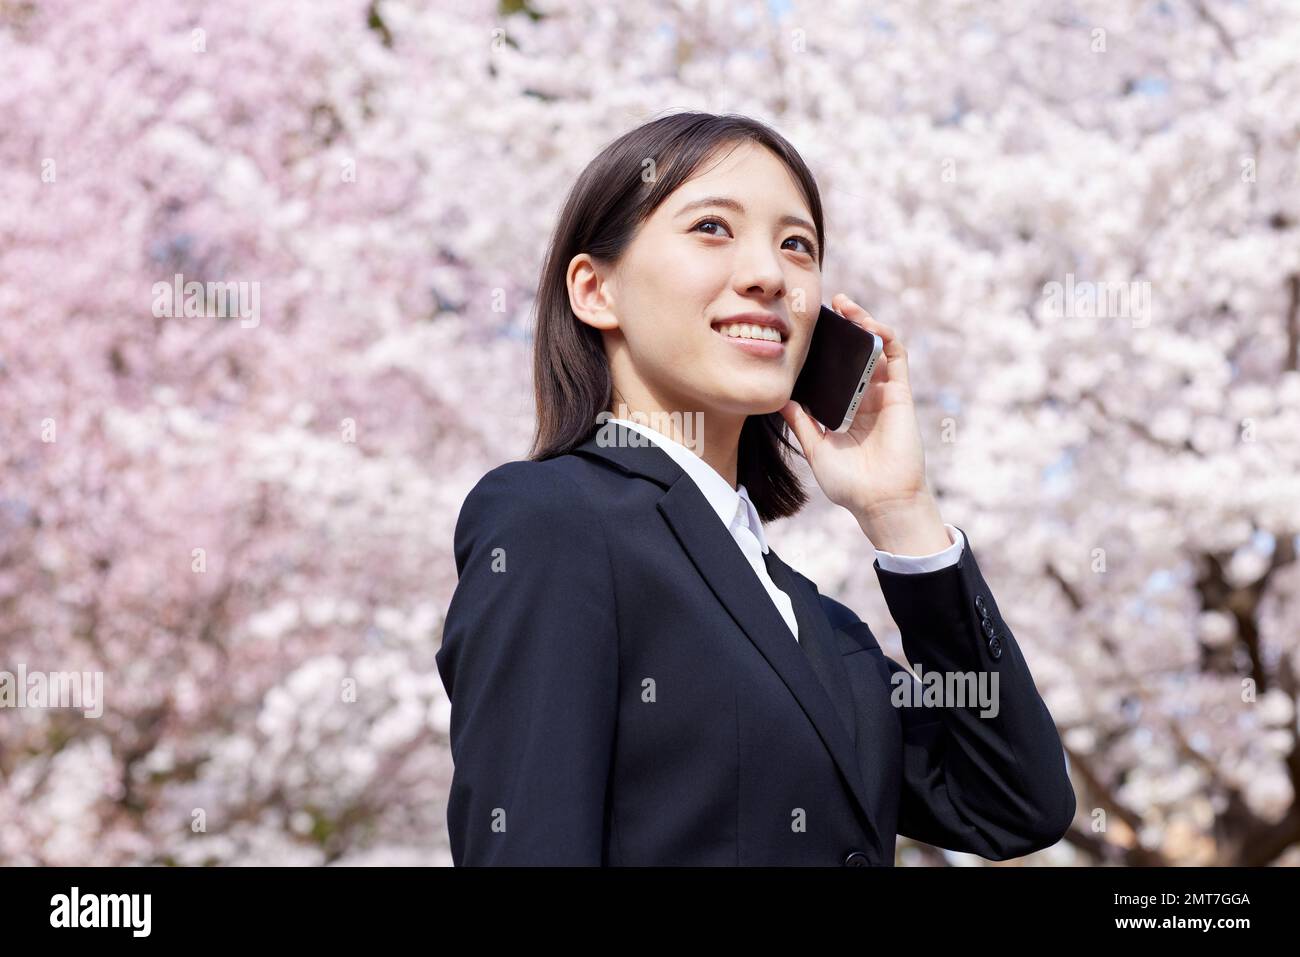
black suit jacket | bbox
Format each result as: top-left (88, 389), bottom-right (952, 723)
top-left (436, 423), bottom-right (1075, 866)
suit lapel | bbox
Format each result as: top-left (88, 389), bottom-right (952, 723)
top-left (764, 547), bottom-right (892, 850)
top-left (763, 549), bottom-right (858, 747)
top-left (571, 423), bottom-right (883, 855)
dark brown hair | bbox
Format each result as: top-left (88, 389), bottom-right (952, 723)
top-left (527, 111), bottom-right (826, 523)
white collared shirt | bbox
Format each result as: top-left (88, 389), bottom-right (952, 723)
top-left (605, 417), bottom-right (966, 642)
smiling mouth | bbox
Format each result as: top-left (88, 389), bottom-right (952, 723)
top-left (710, 321), bottom-right (786, 343)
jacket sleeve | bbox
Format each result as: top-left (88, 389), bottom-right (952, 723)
top-left (820, 526), bottom-right (1075, 861)
top-left (435, 461), bottom-right (619, 865)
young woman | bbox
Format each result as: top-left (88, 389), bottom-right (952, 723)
top-left (436, 112), bottom-right (1074, 866)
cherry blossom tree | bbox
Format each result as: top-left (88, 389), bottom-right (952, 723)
top-left (1, 0), bottom-right (1296, 865)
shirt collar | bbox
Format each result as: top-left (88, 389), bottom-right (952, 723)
top-left (605, 416), bottom-right (769, 553)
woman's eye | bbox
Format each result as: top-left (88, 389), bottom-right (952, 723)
top-left (785, 235), bottom-right (817, 257)
top-left (692, 218), bottom-right (733, 238)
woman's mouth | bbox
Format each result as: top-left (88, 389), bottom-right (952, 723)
top-left (711, 320), bottom-right (786, 358)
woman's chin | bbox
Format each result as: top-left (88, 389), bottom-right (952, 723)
top-left (706, 391), bottom-right (791, 419)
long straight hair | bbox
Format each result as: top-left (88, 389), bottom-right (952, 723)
top-left (527, 111), bottom-right (826, 523)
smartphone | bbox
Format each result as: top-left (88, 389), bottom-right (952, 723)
top-left (790, 304), bottom-right (884, 433)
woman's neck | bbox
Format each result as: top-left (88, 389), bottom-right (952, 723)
top-left (609, 405), bottom-right (743, 489)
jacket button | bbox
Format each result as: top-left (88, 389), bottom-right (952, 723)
top-left (843, 850), bottom-right (871, 866)
top-left (974, 595), bottom-right (988, 617)
top-left (987, 635), bottom-right (1003, 659)
top-left (980, 616), bottom-right (997, 638)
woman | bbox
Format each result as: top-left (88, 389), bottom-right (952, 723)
top-left (436, 112), bottom-right (1074, 866)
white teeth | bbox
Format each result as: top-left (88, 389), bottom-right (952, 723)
top-left (715, 322), bottom-right (782, 342)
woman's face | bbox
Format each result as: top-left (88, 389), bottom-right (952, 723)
top-left (577, 141), bottom-right (821, 425)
